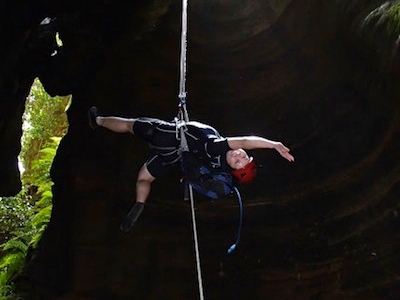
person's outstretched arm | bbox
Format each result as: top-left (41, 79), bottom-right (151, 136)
top-left (227, 136), bottom-right (295, 162)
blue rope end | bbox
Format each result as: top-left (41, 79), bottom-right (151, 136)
top-left (227, 244), bottom-right (236, 254)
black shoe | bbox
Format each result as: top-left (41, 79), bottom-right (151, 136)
top-left (120, 202), bottom-right (144, 232)
top-left (88, 106), bottom-right (99, 129)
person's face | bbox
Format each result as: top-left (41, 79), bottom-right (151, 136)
top-left (226, 148), bottom-right (252, 170)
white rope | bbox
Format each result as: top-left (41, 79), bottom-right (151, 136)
top-left (179, 0), bottom-right (188, 103)
top-left (178, 0), bottom-right (189, 122)
top-left (189, 183), bottom-right (205, 300)
top-left (178, 0), bottom-right (205, 299)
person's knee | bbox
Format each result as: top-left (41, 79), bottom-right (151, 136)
top-left (138, 165), bottom-right (156, 182)
top-left (125, 120), bottom-right (135, 133)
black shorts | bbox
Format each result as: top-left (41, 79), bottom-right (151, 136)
top-left (133, 117), bottom-right (180, 178)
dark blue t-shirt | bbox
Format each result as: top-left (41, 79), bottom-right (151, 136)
top-left (185, 121), bottom-right (231, 171)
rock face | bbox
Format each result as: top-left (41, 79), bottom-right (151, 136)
top-left (1, 0), bottom-right (400, 299)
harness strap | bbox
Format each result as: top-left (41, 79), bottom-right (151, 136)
top-left (175, 118), bottom-right (190, 154)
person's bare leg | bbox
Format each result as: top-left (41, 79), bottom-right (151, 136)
top-left (97, 116), bottom-right (136, 134)
top-left (120, 164), bottom-right (155, 232)
top-left (135, 164), bottom-right (155, 204)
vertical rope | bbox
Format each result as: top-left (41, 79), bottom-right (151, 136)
top-left (178, 0), bottom-right (189, 122)
top-left (189, 182), bottom-right (205, 300)
top-left (178, 0), bottom-right (205, 299)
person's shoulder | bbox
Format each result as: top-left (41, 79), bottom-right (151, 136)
top-left (207, 137), bottom-right (230, 153)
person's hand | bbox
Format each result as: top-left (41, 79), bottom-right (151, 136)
top-left (274, 142), bottom-right (295, 162)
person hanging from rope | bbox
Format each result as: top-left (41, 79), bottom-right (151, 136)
top-left (88, 106), bottom-right (295, 232)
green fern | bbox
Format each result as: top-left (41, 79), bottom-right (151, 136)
top-left (31, 211), bottom-right (52, 249)
top-left (0, 79), bottom-right (69, 298)
top-left (363, 2), bottom-right (400, 36)
top-left (1, 239), bottom-right (28, 254)
top-left (34, 190), bottom-right (52, 209)
top-left (0, 237), bottom-right (28, 293)
top-left (386, 3), bottom-right (400, 35)
top-left (0, 252), bottom-right (25, 282)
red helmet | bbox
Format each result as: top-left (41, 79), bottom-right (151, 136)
top-left (231, 157), bottom-right (257, 184)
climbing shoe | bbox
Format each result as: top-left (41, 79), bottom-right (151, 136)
top-left (88, 106), bottom-right (99, 129)
top-left (120, 202), bottom-right (144, 232)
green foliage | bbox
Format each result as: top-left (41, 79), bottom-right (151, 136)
top-left (386, 3), bottom-right (400, 35)
top-left (24, 137), bottom-right (61, 195)
top-left (0, 193), bottom-right (34, 245)
top-left (20, 78), bottom-right (69, 183)
top-left (0, 79), bottom-right (69, 299)
top-left (363, 2), bottom-right (400, 36)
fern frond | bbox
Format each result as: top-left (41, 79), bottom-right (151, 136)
top-left (35, 190), bottom-right (53, 208)
top-left (0, 252), bottom-right (25, 285)
top-left (1, 239), bottom-right (28, 253)
top-left (31, 206), bottom-right (51, 228)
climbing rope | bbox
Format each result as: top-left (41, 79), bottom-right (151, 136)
top-left (177, 0), bottom-right (205, 299)
top-left (178, 0), bottom-right (189, 123)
